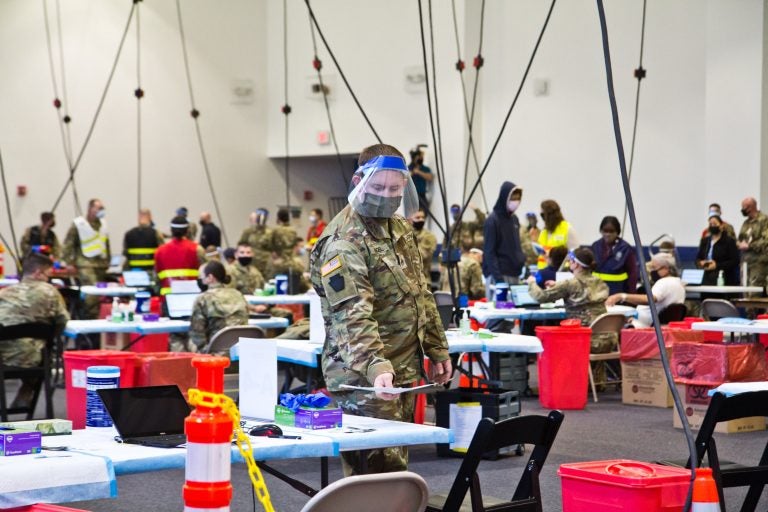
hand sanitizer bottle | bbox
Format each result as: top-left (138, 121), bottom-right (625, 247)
top-left (460, 309), bottom-right (472, 336)
top-left (717, 270), bottom-right (725, 287)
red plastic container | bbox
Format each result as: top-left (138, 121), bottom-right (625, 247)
top-left (133, 352), bottom-right (203, 398)
top-left (535, 323), bottom-right (591, 409)
top-left (63, 350), bottom-right (138, 429)
top-left (4, 506), bottom-right (92, 511)
top-left (559, 460), bottom-right (691, 511)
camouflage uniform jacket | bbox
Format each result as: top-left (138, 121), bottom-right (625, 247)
top-left (414, 228), bottom-right (437, 279)
top-left (458, 255), bottom-right (485, 300)
top-left (20, 226), bottom-right (62, 260)
top-left (62, 218), bottom-right (110, 269)
top-left (528, 272), bottom-right (609, 326)
top-left (739, 211), bottom-right (768, 265)
top-left (272, 225), bottom-right (298, 262)
top-left (239, 226), bottom-right (274, 276)
top-left (310, 205), bottom-right (449, 391)
top-left (271, 255), bottom-right (311, 293)
top-left (189, 283), bottom-right (249, 349)
top-left (447, 208), bottom-right (486, 251)
top-left (0, 277), bottom-right (70, 366)
top-left (228, 262), bottom-right (265, 295)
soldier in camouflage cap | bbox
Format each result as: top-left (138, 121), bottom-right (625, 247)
top-left (310, 144), bottom-right (451, 476)
top-left (0, 253), bottom-right (69, 408)
top-left (189, 260), bottom-right (249, 352)
top-left (271, 209), bottom-right (298, 269)
top-left (238, 208), bottom-right (274, 278)
top-left (409, 208), bottom-right (437, 280)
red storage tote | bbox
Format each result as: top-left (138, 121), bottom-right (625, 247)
top-left (535, 323), bottom-right (591, 410)
top-left (559, 460), bottom-right (691, 511)
top-left (133, 352), bottom-right (205, 398)
top-left (63, 350), bottom-right (138, 429)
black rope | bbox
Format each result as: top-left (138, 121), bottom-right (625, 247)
top-left (593, 2), bottom-right (696, 510)
top-left (0, 147), bottom-right (21, 268)
top-left (283, 0), bottom-right (291, 211)
top-left (50, 2), bottom-right (137, 213)
top-left (136, 0), bottom-right (143, 211)
top-left (427, 1), bottom-right (449, 235)
top-left (460, 0), bottom-right (556, 222)
top-left (454, 0), bottom-right (489, 212)
top-left (54, 0), bottom-right (74, 164)
top-left (307, 12), bottom-right (348, 192)
top-left (621, 0), bottom-right (648, 230)
top-left (304, 0), bottom-right (382, 144)
top-left (175, 0), bottom-right (230, 247)
top-left (415, 0), bottom-right (448, 239)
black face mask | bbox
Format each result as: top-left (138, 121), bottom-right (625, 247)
top-left (650, 270), bottom-right (661, 282)
top-left (238, 256), bottom-right (253, 267)
top-left (708, 226), bottom-right (721, 235)
top-left (412, 221), bottom-right (425, 231)
top-left (742, 208), bottom-right (750, 217)
top-left (197, 279), bottom-right (208, 292)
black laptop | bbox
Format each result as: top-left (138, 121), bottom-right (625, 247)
top-left (97, 385), bottom-right (191, 448)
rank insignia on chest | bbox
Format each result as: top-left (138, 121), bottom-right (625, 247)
top-left (321, 255), bottom-right (343, 277)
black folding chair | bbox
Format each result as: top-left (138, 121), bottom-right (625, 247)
top-left (427, 410), bottom-right (565, 512)
top-left (0, 322), bottom-right (58, 421)
top-left (658, 303), bottom-right (687, 324)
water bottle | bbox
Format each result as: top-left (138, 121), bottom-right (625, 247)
top-left (110, 297), bottom-right (122, 322)
top-left (717, 270), bottom-right (724, 287)
top-left (460, 309), bottom-right (472, 336)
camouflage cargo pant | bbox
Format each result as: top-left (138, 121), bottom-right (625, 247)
top-left (590, 332), bottom-right (618, 386)
top-left (746, 261), bottom-right (768, 297)
top-left (78, 265), bottom-right (109, 319)
top-left (331, 389), bottom-right (416, 476)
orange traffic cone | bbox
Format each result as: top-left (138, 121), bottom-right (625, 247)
top-left (692, 467), bottom-right (720, 512)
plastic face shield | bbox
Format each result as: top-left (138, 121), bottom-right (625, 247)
top-left (348, 155), bottom-right (419, 219)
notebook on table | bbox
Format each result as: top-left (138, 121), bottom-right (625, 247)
top-left (165, 293), bottom-right (200, 320)
top-left (97, 385), bottom-right (191, 448)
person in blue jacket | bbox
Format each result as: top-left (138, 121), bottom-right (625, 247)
top-left (591, 216), bottom-right (638, 295)
top-left (482, 181), bottom-right (526, 300)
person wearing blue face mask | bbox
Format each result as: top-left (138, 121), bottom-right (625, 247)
top-left (62, 198), bottom-right (111, 318)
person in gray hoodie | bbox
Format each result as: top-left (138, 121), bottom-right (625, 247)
top-left (482, 181), bottom-right (526, 299)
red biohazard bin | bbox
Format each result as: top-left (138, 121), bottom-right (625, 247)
top-left (535, 323), bottom-right (591, 410)
top-left (133, 352), bottom-right (206, 399)
top-left (63, 350), bottom-right (138, 429)
top-left (559, 460), bottom-right (691, 511)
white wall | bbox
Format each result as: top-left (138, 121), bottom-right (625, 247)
top-left (0, 0), bottom-right (765, 275)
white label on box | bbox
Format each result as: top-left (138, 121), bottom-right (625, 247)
top-left (449, 402), bottom-right (482, 452)
top-left (71, 369), bottom-right (86, 388)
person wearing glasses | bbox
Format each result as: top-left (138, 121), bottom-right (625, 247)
top-left (591, 216), bottom-right (638, 295)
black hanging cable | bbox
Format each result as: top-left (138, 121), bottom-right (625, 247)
top-left (135, 0), bottom-right (144, 211)
top-left (427, 1), bottom-right (449, 231)
top-left (415, 0), bottom-right (448, 239)
top-left (54, 0), bottom-right (74, 164)
top-left (460, 0), bottom-right (556, 221)
top-left (282, 0), bottom-right (291, 212)
top-left (307, 12), bottom-right (348, 191)
top-left (594, 2), bottom-right (696, 510)
top-left (621, 0), bottom-right (648, 230)
top-left (304, 0), bottom-right (382, 144)
top-left (50, 2), bottom-right (137, 212)
top-left (175, 0), bottom-right (230, 247)
top-left (0, 147), bottom-right (21, 269)
top-left (455, 0), bottom-right (489, 213)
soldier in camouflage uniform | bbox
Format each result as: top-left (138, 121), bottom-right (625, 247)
top-left (271, 209), bottom-right (298, 270)
top-left (20, 211), bottom-right (61, 260)
top-left (228, 243), bottom-right (266, 295)
top-left (737, 197), bottom-right (768, 294)
top-left (188, 260), bottom-right (249, 352)
top-left (310, 145), bottom-right (451, 476)
top-left (446, 204), bottom-right (486, 252)
top-left (438, 248), bottom-right (485, 300)
top-left (271, 237), bottom-right (311, 294)
top-left (408, 208), bottom-right (437, 280)
top-left (0, 253), bottom-right (69, 407)
top-left (62, 199), bottom-right (110, 319)
top-left (239, 208), bottom-right (274, 279)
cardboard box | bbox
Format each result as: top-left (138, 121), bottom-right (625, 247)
top-left (274, 404), bottom-right (342, 430)
top-left (0, 429), bottom-right (42, 456)
top-left (621, 359), bottom-right (673, 408)
top-left (672, 383), bottom-right (765, 433)
top-left (0, 419), bottom-right (72, 436)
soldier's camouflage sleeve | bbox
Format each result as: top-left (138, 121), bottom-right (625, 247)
top-left (320, 239), bottom-right (395, 384)
top-left (417, 250), bottom-right (450, 364)
top-left (19, 228), bottom-right (31, 259)
top-left (50, 286), bottom-right (70, 335)
top-left (51, 233), bottom-right (62, 260)
top-left (188, 295), bottom-right (208, 348)
top-left (528, 279), bottom-right (573, 304)
top-left (466, 260), bottom-right (485, 299)
top-left (750, 214), bottom-right (768, 254)
top-left (62, 224), bottom-right (79, 265)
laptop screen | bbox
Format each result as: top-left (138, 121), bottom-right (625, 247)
top-left (165, 293), bottom-right (199, 318)
top-left (122, 270), bottom-right (151, 287)
top-left (681, 268), bottom-right (704, 285)
top-left (97, 385), bottom-right (190, 438)
top-left (509, 285), bottom-right (538, 306)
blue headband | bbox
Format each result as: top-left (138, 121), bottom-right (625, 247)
top-left (356, 155), bottom-right (408, 176)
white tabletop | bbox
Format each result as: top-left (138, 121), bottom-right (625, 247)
top-left (685, 285), bottom-right (763, 295)
top-left (0, 277), bottom-right (19, 287)
top-left (691, 319), bottom-right (768, 334)
top-left (469, 304), bottom-right (635, 323)
top-left (78, 285), bottom-right (140, 297)
top-left (708, 381), bottom-right (768, 396)
top-left (245, 294), bottom-right (313, 305)
top-left (64, 316), bottom-right (289, 338)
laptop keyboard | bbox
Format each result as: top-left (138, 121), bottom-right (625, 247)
top-left (129, 434), bottom-right (187, 448)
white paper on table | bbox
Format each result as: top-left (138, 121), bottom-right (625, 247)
top-left (170, 280), bottom-right (201, 294)
top-left (239, 337), bottom-right (277, 420)
top-left (338, 383), bottom-right (437, 394)
top-left (449, 402), bottom-right (483, 452)
top-left (307, 293), bottom-right (326, 343)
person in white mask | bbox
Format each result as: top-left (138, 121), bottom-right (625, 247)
top-left (482, 181), bottom-right (526, 300)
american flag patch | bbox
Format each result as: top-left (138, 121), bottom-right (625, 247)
top-left (321, 255), bottom-right (343, 277)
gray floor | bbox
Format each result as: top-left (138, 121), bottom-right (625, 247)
top-left (5, 380), bottom-right (768, 511)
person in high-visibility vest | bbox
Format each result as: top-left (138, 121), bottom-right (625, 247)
top-left (537, 199), bottom-right (579, 269)
top-left (591, 216), bottom-right (638, 295)
top-left (122, 209), bottom-right (164, 273)
top-left (155, 216), bottom-right (205, 296)
top-left (62, 199), bottom-right (110, 318)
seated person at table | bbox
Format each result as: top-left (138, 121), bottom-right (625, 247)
top-left (696, 214), bottom-right (739, 286)
top-left (228, 243), bottom-right (266, 295)
top-left (0, 253), bottom-right (69, 408)
top-left (527, 248), bottom-right (615, 354)
top-left (189, 260), bottom-right (249, 352)
top-left (535, 246), bottom-right (568, 287)
top-left (606, 253), bottom-right (685, 328)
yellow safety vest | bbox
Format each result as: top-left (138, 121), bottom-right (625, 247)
top-left (537, 221), bottom-right (570, 269)
top-left (158, 268), bottom-right (199, 295)
top-left (126, 247), bottom-right (157, 268)
top-left (74, 217), bottom-right (108, 258)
